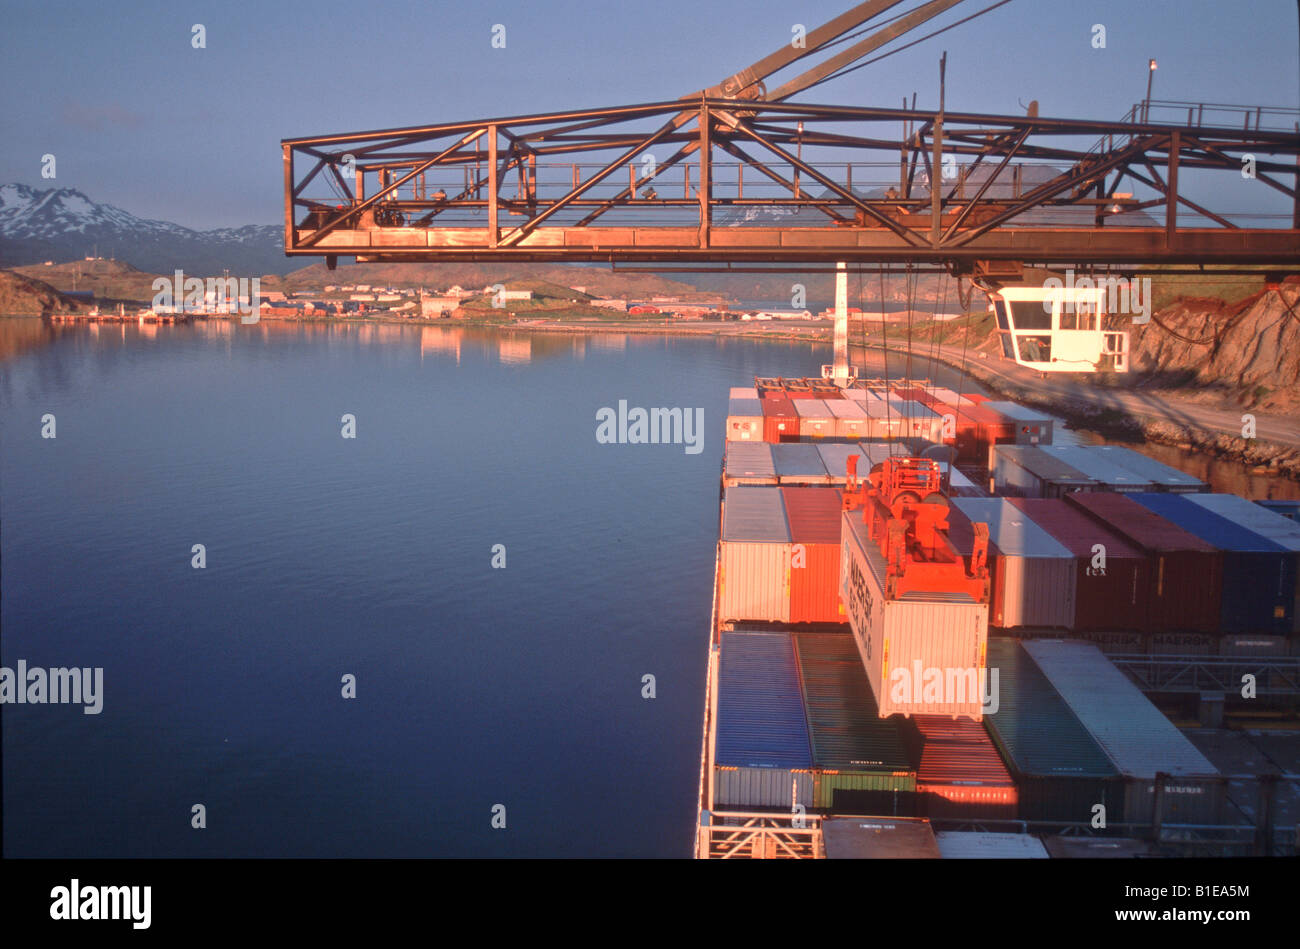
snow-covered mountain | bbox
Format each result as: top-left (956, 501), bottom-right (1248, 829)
top-left (0, 184), bottom-right (290, 275)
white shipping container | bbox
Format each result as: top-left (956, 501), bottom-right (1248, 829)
top-left (720, 487), bottom-right (790, 622)
top-left (793, 398), bottom-right (836, 439)
top-left (723, 442), bottom-right (777, 486)
top-left (729, 386), bottom-right (760, 400)
top-left (726, 398), bottom-right (764, 442)
top-left (826, 398), bottom-right (872, 439)
top-left (841, 511), bottom-right (989, 720)
top-left (720, 542), bottom-right (790, 622)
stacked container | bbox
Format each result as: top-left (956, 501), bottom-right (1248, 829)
top-left (1039, 446), bottom-right (1156, 493)
top-left (794, 632), bottom-right (917, 811)
top-left (782, 487), bottom-right (846, 624)
top-left (761, 395), bottom-right (799, 443)
top-left (726, 397), bottom-right (764, 442)
top-left (713, 631), bottom-right (813, 809)
top-left (982, 401), bottom-right (1054, 445)
top-left (858, 399), bottom-right (908, 440)
top-left (1009, 498), bottom-right (1151, 632)
top-left (882, 398), bottom-right (943, 443)
top-left (822, 817), bottom-right (940, 858)
top-left (840, 509), bottom-right (990, 719)
top-left (794, 398), bottom-right (836, 439)
top-left (982, 639), bottom-right (1123, 823)
top-left (946, 498), bottom-right (1077, 630)
top-left (902, 715), bottom-right (1018, 820)
top-left (947, 403), bottom-right (1018, 466)
top-left (729, 386), bottom-right (760, 400)
top-left (815, 443), bottom-right (870, 485)
top-left (826, 398), bottom-right (872, 439)
top-left (719, 486), bottom-right (790, 623)
top-left (722, 442), bottom-right (777, 487)
top-left (1088, 445), bottom-right (1207, 493)
top-left (1183, 494), bottom-right (1300, 634)
top-left (992, 445), bottom-right (1099, 498)
top-left (772, 443), bottom-right (831, 485)
top-left (937, 832), bottom-right (1049, 859)
top-left (1066, 492), bottom-right (1222, 634)
top-left (1129, 493), bottom-right (1296, 635)
top-left (1023, 640), bottom-right (1225, 824)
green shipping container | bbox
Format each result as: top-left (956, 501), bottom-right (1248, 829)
top-left (794, 632), bottom-right (917, 812)
top-left (983, 639), bottom-right (1123, 824)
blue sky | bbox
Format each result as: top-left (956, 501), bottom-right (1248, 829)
top-left (1, 0), bottom-right (1296, 228)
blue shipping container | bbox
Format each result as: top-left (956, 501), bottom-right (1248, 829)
top-left (716, 631), bottom-right (813, 770)
top-left (1129, 493), bottom-right (1296, 635)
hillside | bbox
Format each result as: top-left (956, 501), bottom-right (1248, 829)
top-left (0, 269), bottom-right (87, 315)
top-left (1127, 280), bottom-right (1300, 411)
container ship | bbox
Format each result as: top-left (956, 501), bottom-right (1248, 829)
top-left (696, 376), bottom-right (1300, 859)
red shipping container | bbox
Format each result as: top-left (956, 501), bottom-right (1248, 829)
top-left (904, 715), bottom-right (1018, 820)
top-left (781, 486), bottom-right (845, 624)
top-left (962, 392), bottom-right (991, 404)
top-left (1066, 492), bottom-right (1223, 633)
top-left (1009, 498), bottom-right (1153, 632)
top-left (762, 395), bottom-right (800, 443)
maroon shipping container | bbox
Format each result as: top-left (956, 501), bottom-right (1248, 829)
top-left (781, 486), bottom-right (845, 624)
top-left (902, 715), bottom-right (1018, 820)
top-left (1066, 492), bottom-right (1223, 634)
top-left (1010, 498), bottom-right (1153, 632)
top-left (762, 395), bottom-right (800, 443)
top-left (951, 404), bottom-right (1018, 467)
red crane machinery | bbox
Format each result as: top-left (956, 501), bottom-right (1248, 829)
top-left (843, 454), bottom-right (989, 602)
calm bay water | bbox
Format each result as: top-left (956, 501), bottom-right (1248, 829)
top-left (2, 318), bottom-right (1293, 858)
top-left (3, 319), bottom-right (842, 858)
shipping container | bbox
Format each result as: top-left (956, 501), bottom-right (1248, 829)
top-left (1009, 498), bottom-right (1152, 632)
top-left (794, 398), bottom-right (836, 439)
top-left (902, 715), bottom-right (1018, 820)
top-left (982, 639), bottom-right (1123, 824)
top-left (840, 510), bottom-right (990, 719)
top-left (1023, 640), bottom-right (1224, 825)
top-left (1042, 837), bottom-right (1151, 858)
top-left (947, 498), bottom-right (1077, 630)
top-left (857, 399), bottom-right (908, 441)
top-left (719, 487), bottom-right (790, 623)
top-left (1183, 493), bottom-right (1300, 633)
top-left (1130, 493), bottom-right (1295, 635)
top-left (947, 404), bottom-right (1019, 466)
top-left (982, 401), bottom-right (1055, 445)
top-left (729, 386), bottom-right (760, 400)
top-left (825, 398), bottom-right (872, 439)
top-left (1066, 492), bottom-right (1223, 634)
top-left (857, 440), bottom-right (913, 472)
top-left (992, 444), bottom-right (1099, 498)
top-left (726, 398), bottom-right (765, 441)
top-left (793, 632), bottom-right (917, 811)
top-left (882, 398), bottom-right (943, 442)
top-left (714, 631), bottom-right (815, 809)
top-left (1088, 445), bottom-right (1207, 492)
top-left (761, 394), bottom-right (799, 443)
top-left (816, 443), bottom-right (870, 484)
top-left (782, 487), bottom-right (847, 624)
top-left (940, 463), bottom-right (987, 498)
top-left (1257, 499), bottom-right (1300, 522)
top-left (722, 442), bottom-right (777, 487)
top-left (773, 443), bottom-right (832, 485)
top-left (1040, 446), bottom-right (1156, 492)
top-left (823, 817), bottom-right (940, 858)
top-left (936, 832), bottom-right (1049, 859)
